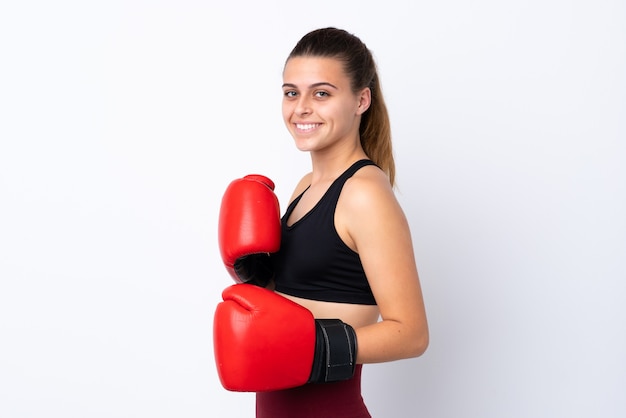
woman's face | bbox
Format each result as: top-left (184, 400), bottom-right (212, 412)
top-left (282, 56), bottom-right (370, 154)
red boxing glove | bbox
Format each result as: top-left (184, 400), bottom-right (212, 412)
top-left (213, 284), bottom-right (358, 392)
top-left (218, 175), bottom-right (281, 286)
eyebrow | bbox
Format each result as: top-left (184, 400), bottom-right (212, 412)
top-left (282, 82), bottom-right (339, 90)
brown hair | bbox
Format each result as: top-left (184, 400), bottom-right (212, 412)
top-left (286, 27), bottom-right (396, 186)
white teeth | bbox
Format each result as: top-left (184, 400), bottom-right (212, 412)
top-left (296, 123), bottom-right (318, 130)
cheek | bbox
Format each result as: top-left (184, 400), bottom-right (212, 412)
top-left (328, 103), bottom-right (354, 126)
top-left (282, 101), bottom-right (293, 122)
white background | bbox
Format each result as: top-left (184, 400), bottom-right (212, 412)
top-left (1, 1), bottom-right (624, 417)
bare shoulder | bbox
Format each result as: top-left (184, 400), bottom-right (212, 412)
top-left (337, 165), bottom-right (408, 252)
top-left (341, 165), bottom-right (398, 211)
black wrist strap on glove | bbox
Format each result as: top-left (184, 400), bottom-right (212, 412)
top-left (234, 254), bottom-right (274, 287)
top-left (308, 319), bottom-right (358, 384)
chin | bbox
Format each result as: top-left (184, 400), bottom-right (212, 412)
top-left (293, 138), bottom-right (317, 152)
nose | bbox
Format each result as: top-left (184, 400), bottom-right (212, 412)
top-left (295, 96), bottom-right (312, 116)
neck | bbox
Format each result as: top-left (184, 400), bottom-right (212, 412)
top-left (309, 145), bottom-right (369, 185)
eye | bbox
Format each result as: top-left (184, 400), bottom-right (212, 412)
top-left (315, 91), bottom-right (330, 98)
top-left (283, 90), bottom-right (297, 98)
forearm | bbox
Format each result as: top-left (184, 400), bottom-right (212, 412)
top-left (355, 319), bottom-right (429, 364)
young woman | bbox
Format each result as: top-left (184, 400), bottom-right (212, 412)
top-left (254, 27), bottom-right (430, 417)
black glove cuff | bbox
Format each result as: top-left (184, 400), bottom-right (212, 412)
top-left (308, 319), bottom-right (357, 384)
top-left (234, 253), bottom-right (274, 287)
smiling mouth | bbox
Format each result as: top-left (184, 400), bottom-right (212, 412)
top-left (295, 123), bottom-right (321, 132)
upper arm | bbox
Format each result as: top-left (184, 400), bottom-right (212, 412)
top-left (341, 171), bottom-right (427, 331)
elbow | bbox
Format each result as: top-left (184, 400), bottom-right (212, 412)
top-left (407, 328), bottom-right (429, 358)
top-left (416, 331), bottom-right (429, 357)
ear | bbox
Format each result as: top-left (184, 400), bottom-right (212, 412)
top-left (356, 87), bottom-right (371, 116)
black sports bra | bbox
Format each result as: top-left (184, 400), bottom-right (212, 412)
top-left (273, 159), bottom-right (378, 305)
